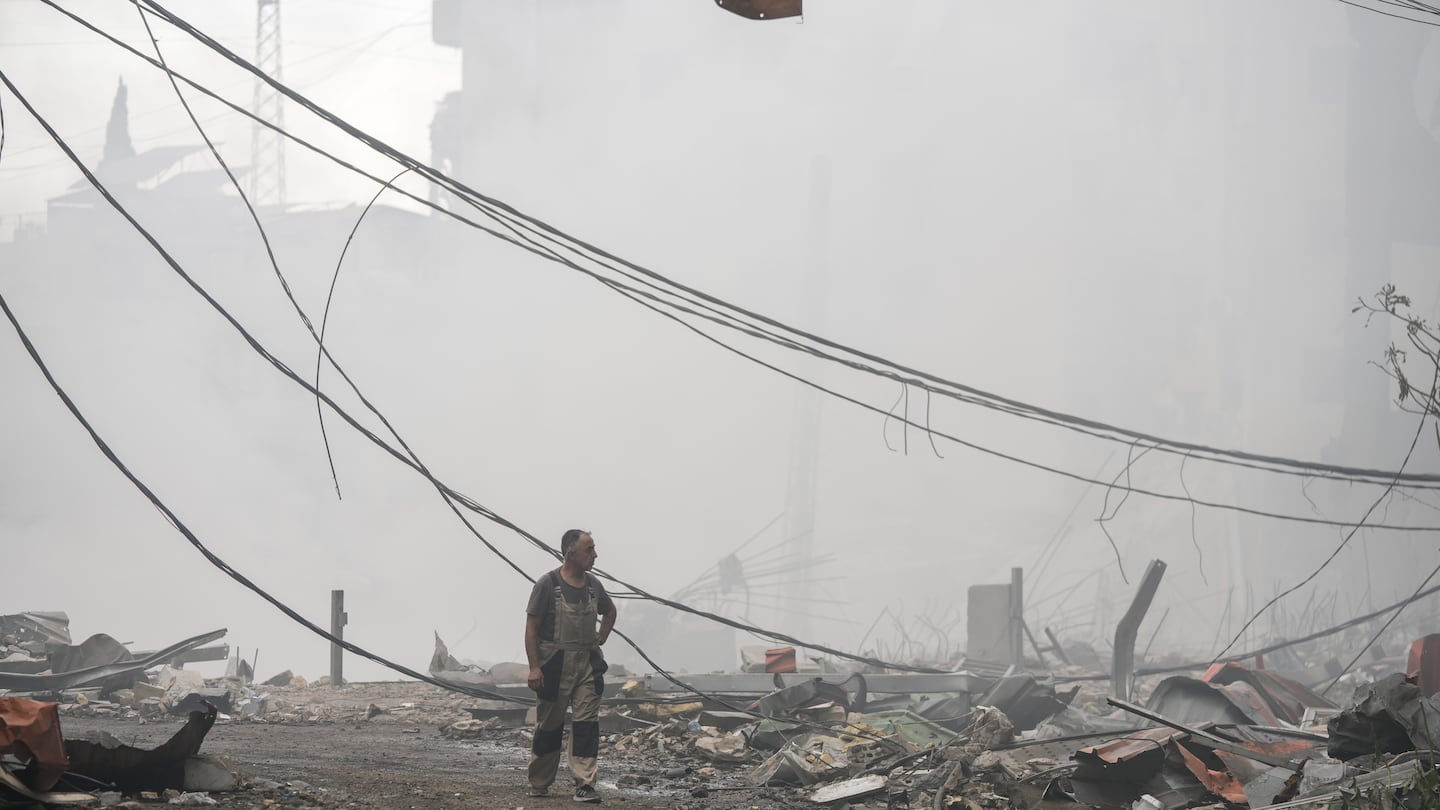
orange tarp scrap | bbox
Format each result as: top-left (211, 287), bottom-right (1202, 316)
top-left (0, 697), bottom-right (68, 792)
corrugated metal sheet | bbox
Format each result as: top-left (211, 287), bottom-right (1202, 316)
top-left (1077, 726), bottom-right (1189, 764)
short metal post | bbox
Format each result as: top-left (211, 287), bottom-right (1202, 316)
top-left (1113, 560), bottom-right (1166, 701)
top-left (330, 589), bottom-right (347, 687)
top-left (1009, 567), bottom-right (1024, 665)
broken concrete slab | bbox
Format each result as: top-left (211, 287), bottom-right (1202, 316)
top-left (692, 733), bottom-right (748, 764)
top-left (182, 755), bottom-right (238, 792)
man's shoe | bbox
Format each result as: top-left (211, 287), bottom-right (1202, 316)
top-left (572, 784), bottom-right (601, 803)
top-left (527, 785), bottom-right (549, 797)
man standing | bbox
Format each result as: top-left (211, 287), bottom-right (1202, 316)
top-left (525, 529), bottom-right (616, 803)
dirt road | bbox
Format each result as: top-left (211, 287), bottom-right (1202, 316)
top-left (59, 691), bottom-right (813, 810)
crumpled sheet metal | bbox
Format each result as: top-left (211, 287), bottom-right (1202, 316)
top-left (0, 765), bottom-right (92, 806)
top-left (64, 704), bottom-right (217, 791)
top-left (0, 628), bottom-right (225, 694)
top-left (1327, 672), bottom-right (1440, 760)
top-left (0, 612), bottom-right (70, 646)
top-left (714, 0), bottom-right (801, 20)
top-left (978, 673), bottom-right (1074, 731)
top-left (1072, 728), bottom-right (1205, 810)
top-left (1175, 743), bottom-right (1247, 804)
top-left (0, 697), bottom-right (67, 791)
top-left (48, 633), bottom-right (132, 675)
top-left (1148, 675), bottom-right (1281, 726)
top-left (1201, 663), bottom-right (1336, 726)
top-left (746, 733), bottom-right (849, 786)
top-left (752, 675), bottom-right (862, 717)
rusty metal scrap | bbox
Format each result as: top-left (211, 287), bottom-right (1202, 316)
top-left (1175, 743), bottom-right (1247, 804)
top-left (1148, 674), bottom-right (1282, 727)
top-left (1076, 725), bottom-right (1188, 765)
top-left (1200, 662), bottom-right (1336, 725)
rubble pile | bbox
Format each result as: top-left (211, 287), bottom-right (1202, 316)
top-left (465, 643), bottom-right (1438, 809)
top-left (4, 591), bottom-right (1439, 808)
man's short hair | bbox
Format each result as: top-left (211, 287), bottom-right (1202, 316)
top-left (561, 529), bottom-right (589, 555)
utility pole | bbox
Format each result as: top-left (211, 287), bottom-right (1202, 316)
top-left (250, 0), bottom-right (286, 208)
top-left (781, 157), bottom-right (830, 645)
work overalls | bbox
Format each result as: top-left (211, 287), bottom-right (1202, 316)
top-left (528, 571), bottom-right (607, 791)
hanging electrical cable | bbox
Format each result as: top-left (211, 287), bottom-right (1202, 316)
top-left (0, 289), bottom-right (533, 706)
top-left (46, 0), bottom-right (1440, 525)
top-left (10, 3), bottom-right (1440, 702)
top-left (113, 0), bottom-right (1440, 493)
top-left (0, 63), bottom-right (961, 677)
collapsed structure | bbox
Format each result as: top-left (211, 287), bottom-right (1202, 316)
top-left (3, 567), bottom-right (1438, 809)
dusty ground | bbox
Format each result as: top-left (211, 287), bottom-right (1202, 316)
top-left (55, 682), bottom-right (818, 810)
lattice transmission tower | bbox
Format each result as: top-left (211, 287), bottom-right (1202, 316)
top-left (250, 0), bottom-right (286, 207)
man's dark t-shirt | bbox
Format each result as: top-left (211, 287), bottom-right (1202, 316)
top-left (526, 569), bottom-right (614, 644)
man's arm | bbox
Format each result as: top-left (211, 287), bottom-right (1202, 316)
top-left (597, 601), bottom-right (617, 646)
top-left (525, 614), bottom-right (544, 691)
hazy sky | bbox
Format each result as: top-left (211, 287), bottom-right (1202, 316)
top-left (3, 1), bottom-right (1440, 682)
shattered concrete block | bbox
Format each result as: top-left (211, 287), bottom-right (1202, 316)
top-left (238, 698), bottom-right (267, 719)
top-left (132, 682), bottom-right (166, 702)
top-left (808, 774), bottom-right (887, 805)
top-left (635, 700), bottom-right (704, 720)
top-left (693, 733), bottom-right (748, 764)
top-left (156, 667), bottom-right (205, 697)
top-left (183, 756), bottom-right (238, 792)
top-left (964, 706), bottom-right (1015, 753)
top-left (970, 750), bottom-right (1031, 779)
top-left (618, 679), bottom-right (653, 698)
